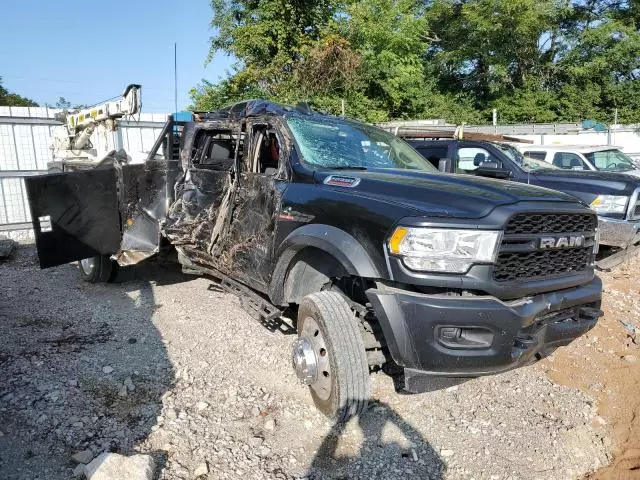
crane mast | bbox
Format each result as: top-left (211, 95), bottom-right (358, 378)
top-left (50, 84), bottom-right (142, 170)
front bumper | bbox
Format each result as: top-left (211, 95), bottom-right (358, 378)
top-left (366, 277), bottom-right (603, 384)
top-left (598, 216), bottom-right (640, 248)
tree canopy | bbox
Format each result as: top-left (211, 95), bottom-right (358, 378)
top-left (191, 0), bottom-right (640, 124)
top-left (0, 77), bottom-right (39, 107)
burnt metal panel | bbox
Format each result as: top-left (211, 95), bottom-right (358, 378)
top-left (210, 173), bottom-right (282, 289)
top-left (25, 169), bottom-right (121, 269)
top-left (115, 160), bottom-right (179, 265)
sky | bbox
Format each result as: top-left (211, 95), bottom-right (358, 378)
top-left (0, 0), bottom-right (235, 112)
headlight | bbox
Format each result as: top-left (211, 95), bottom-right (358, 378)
top-left (590, 195), bottom-right (628, 215)
top-left (388, 227), bottom-right (502, 273)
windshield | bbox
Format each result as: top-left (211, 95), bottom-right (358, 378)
top-left (584, 149), bottom-right (637, 172)
top-left (494, 143), bottom-right (558, 172)
top-left (522, 156), bottom-right (558, 171)
top-left (286, 116), bottom-right (437, 172)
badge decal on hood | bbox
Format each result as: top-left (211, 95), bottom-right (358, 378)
top-left (323, 175), bottom-right (361, 188)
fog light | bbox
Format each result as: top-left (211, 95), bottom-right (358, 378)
top-left (437, 326), bottom-right (494, 349)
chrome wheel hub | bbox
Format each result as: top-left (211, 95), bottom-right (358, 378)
top-left (291, 317), bottom-right (332, 400)
top-left (80, 257), bottom-right (95, 273)
top-left (292, 337), bottom-right (317, 385)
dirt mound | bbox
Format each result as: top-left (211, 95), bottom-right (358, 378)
top-left (546, 256), bottom-right (640, 480)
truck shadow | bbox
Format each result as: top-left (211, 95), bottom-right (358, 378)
top-left (308, 401), bottom-right (446, 479)
top-left (0, 247), bottom-right (187, 479)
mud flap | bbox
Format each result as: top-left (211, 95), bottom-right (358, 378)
top-left (24, 169), bottom-right (121, 269)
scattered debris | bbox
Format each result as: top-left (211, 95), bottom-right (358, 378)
top-left (619, 320), bottom-right (640, 335)
top-left (117, 384), bottom-right (128, 397)
top-left (123, 377), bottom-right (135, 392)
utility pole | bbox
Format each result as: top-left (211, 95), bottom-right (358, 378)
top-left (174, 43), bottom-right (178, 115)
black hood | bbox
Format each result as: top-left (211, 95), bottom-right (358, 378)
top-left (315, 168), bottom-right (580, 219)
top-left (531, 169), bottom-right (640, 203)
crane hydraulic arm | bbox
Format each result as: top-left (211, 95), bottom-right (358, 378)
top-left (50, 84), bottom-right (142, 170)
top-left (64, 83), bottom-right (141, 149)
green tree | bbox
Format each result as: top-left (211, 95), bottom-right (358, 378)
top-left (192, 0), bottom-right (640, 124)
top-left (557, 18), bottom-right (640, 123)
top-left (206, 0), bottom-right (337, 99)
top-left (0, 77), bottom-right (39, 107)
top-left (322, 0), bottom-right (480, 122)
top-left (55, 97), bottom-right (71, 109)
top-left (428, 0), bottom-right (560, 97)
top-left (194, 0), bottom-right (481, 122)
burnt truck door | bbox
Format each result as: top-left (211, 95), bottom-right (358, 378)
top-left (24, 168), bottom-right (121, 268)
top-left (163, 124), bottom-right (238, 264)
top-left (214, 118), bottom-right (286, 292)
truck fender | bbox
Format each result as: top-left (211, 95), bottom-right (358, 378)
top-left (268, 224), bottom-right (381, 304)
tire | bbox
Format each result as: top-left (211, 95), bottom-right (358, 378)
top-left (78, 255), bottom-right (117, 283)
top-left (294, 291), bottom-right (370, 422)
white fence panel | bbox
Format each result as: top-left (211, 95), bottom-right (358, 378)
top-left (0, 124), bottom-right (18, 170)
top-left (0, 110), bottom-right (168, 236)
top-left (1, 177), bottom-right (29, 224)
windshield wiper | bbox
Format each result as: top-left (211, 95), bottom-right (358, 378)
top-left (326, 165), bottom-right (368, 170)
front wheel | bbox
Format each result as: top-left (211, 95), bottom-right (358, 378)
top-left (78, 255), bottom-right (117, 283)
top-left (292, 291), bottom-right (370, 422)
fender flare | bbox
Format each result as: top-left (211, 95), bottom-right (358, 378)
top-left (268, 224), bottom-right (381, 303)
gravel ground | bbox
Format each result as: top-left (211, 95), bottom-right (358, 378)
top-left (0, 246), bottom-right (613, 479)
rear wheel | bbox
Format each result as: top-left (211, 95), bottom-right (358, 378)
top-left (292, 291), bottom-right (370, 422)
top-left (78, 255), bottom-right (117, 283)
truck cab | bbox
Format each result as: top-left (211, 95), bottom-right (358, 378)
top-left (25, 102), bottom-right (603, 421)
top-left (411, 139), bottom-right (640, 251)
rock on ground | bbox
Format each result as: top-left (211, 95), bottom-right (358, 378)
top-left (84, 453), bottom-right (154, 480)
top-left (0, 237), bottom-right (16, 259)
top-left (72, 449), bottom-right (94, 464)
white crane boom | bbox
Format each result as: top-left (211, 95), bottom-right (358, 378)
top-left (50, 84), bottom-right (142, 170)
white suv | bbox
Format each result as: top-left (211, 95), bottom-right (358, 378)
top-left (516, 145), bottom-right (640, 177)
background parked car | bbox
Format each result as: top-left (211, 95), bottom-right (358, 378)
top-left (515, 145), bottom-right (640, 177)
top-left (409, 139), bottom-right (640, 264)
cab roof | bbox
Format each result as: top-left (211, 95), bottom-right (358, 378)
top-left (194, 99), bottom-right (317, 123)
top-left (517, 145), bottom-right (623, 153)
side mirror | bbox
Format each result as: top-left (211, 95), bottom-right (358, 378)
top-left (438, 158), bottom-right (452, 172)
top-left (476, 163), bottom-right (512, 179)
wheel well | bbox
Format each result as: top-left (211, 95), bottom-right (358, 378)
top-left (282, 247), bottom-right (348, 304)
top-left (281, 248), bottom-right (394, 373)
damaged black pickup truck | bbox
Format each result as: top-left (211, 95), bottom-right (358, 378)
top-left (25, 101), bottom-right (603, 420)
